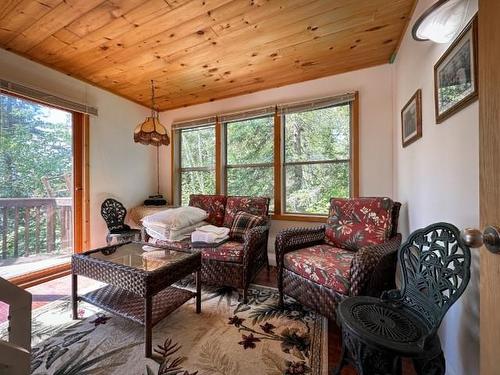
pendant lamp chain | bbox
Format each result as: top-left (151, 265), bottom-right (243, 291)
top-left (151, 80), bottom-right (156, 118)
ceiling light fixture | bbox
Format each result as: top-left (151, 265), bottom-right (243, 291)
top-left (134, 80), bottom-right (169, 147)
top-left (134, 80), bottom-right (169, 203)
top-left (412, 0), bottom-right (471, 44)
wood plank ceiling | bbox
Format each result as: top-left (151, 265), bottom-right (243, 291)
top-left (0, 0), bottom-right (416, 111)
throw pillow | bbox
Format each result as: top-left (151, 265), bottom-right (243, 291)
top-left (229, 211), bottom-right (266, 241)
top-left (325, 197), bottom-right (394, 251)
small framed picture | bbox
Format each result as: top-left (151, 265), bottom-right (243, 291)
top-left (401, 89), bottom-right (422, 148)
top-left (434, 15), bottom-right (478, 124)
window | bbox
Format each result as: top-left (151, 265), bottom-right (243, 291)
top-left (282, 103), bottom-right (352, 215)
top-left (172, 93), bottom-right (358, 219)
top-left (178, 125), bottom-right (216, 205)
top-left (0, 92), bottom-right (88, 281)
top-left (224, 116), bottom-right (274, 209)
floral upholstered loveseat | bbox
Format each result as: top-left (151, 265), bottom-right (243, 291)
top-left (146, 194), bottom-right (270, 302)
top-left (276, 197), bottom-right (401, 320)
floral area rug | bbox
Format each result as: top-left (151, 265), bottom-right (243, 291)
top-left (0, 283), bottom-right (328, 375)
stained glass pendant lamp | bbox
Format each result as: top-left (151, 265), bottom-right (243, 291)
top-left (412, 0), bottom-right (471, 43)
top-left (134, 80), bottom-right (169, 205)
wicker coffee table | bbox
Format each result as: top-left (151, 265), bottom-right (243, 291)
top-left (71, 242), bottom-right (201, 357)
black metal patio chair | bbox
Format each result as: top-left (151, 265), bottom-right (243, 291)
top-left (101, 198), bottom-right (141, 245)
top-left (335, 222), bottom-right (472, 375)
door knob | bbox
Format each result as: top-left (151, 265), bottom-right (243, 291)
top-left (461, 226), bottom-right (500, 253)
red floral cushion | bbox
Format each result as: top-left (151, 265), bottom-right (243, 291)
top-left (284, 244), bottom-right (354, 295)
top-left (223, 196), bottom-right (270, 228)
top-left (200, 241), bottom-right (244, 263)
top-left (189, 194), bottom-right (227, 226)
top-left (325, 197), bottom-right (394, 251)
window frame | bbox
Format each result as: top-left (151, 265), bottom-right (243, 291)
top-left (171, 92), bottom-right (359, 221)
top-left (175, 124), bottom-right (217, 205)
top-left (279, 101), bottom-right (354, 217)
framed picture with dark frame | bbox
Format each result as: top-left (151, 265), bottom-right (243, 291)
top-left (434, 15), bottom-right (478, 124)
top-left (401, 89), bottom-right (422, 148)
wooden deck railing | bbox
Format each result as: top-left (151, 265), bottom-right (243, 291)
top-left (0, 198), bottom-right (72, 259)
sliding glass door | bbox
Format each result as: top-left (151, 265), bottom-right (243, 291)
top-left (0, 92), bottom-right (74, 279)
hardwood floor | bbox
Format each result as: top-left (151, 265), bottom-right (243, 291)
top-left (0, 275), bottom-right (101, 324)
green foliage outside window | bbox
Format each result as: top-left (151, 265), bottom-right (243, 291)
top-left (284, 104), bottom-right (351, 214)
top-left (0, 93), bottom-right (73, 259)
top-left (177, 103), bottom-right (352, 215)
top-left (0, 94), bottom-right (72, 198)
top-left (226, 117), bottom-right (274, 209)
top-left (180, 126), bottom-right (216, 205)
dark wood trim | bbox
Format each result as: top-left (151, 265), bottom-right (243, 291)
top-left (73, 113), bottom-right (84, 253)
top-left (273, 107), bottom-right (282, 215)
top-left (271, 214), bottom-right (326, 223)
top-left (72, 113), bottom-right (90, 253)
top-left (169, 128), bottom-right (175, 205)
top-left (478, 1), bottom-right (500, 370)
top-left (9, 264), bottom-right (71, 289)
top-left (434, 14), bottom-right (479, 124)
top-left (401, 89), bottom-right (423, 148)
top-left (223, 121), bottom-right (228, 195)
top-left (215, 116), bottom-right (222, 194)
top-left (351, 92), bottom-right (360, 198)
top-left (83, 114), bottom-right (90, 251)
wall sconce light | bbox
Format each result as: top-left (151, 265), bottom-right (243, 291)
top-left (412, 0), bottom-right (471, 43)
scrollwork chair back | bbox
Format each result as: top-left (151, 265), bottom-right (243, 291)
top-left (395, 222), bottom-right (471, 336)
top-left (101, 198), bottom-right (128, 232)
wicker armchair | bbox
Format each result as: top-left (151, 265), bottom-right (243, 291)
top-left (196, 222), bottom-right (270, 302)
top-left (276, 197), bottom-right (401, 321)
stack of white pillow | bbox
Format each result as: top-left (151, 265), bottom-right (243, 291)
top-left (141, 206), bottom-right (208, 241)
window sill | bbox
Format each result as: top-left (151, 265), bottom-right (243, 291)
top-left (271, 214), bottom-right (327, 223)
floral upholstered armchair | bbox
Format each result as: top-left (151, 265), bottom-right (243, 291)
top-left (275, 197), bottom-right (401, 320)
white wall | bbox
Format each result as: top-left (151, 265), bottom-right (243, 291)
top-left (393, 1), bottom-right (479, 374)
top-left (0, 49), bottom-right (156, 248)
top-left (159, 64), bottom-right (395, 263)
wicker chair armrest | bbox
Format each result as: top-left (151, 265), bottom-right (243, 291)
top-left (275, 225), bottom-right (326, 267)
top-left (242, 225), bottom-right (269, 266)
top-left (349, 234), bottom-right (402, 296)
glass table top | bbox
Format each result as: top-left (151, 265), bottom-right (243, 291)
top-left (87, 242), bottom-right (193, 272)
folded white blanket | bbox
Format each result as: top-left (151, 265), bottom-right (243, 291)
top-left (142, 206), bottom-right (208, 230)
top-left (146, 222), bottom-right (207, 242)
top-left (191, 229), bottom-right (230, 244)
top-left (196, 225), bottom-right (230, 236)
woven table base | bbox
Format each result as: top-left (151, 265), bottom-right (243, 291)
top-left (80, 285), bottom-right (196, 326)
